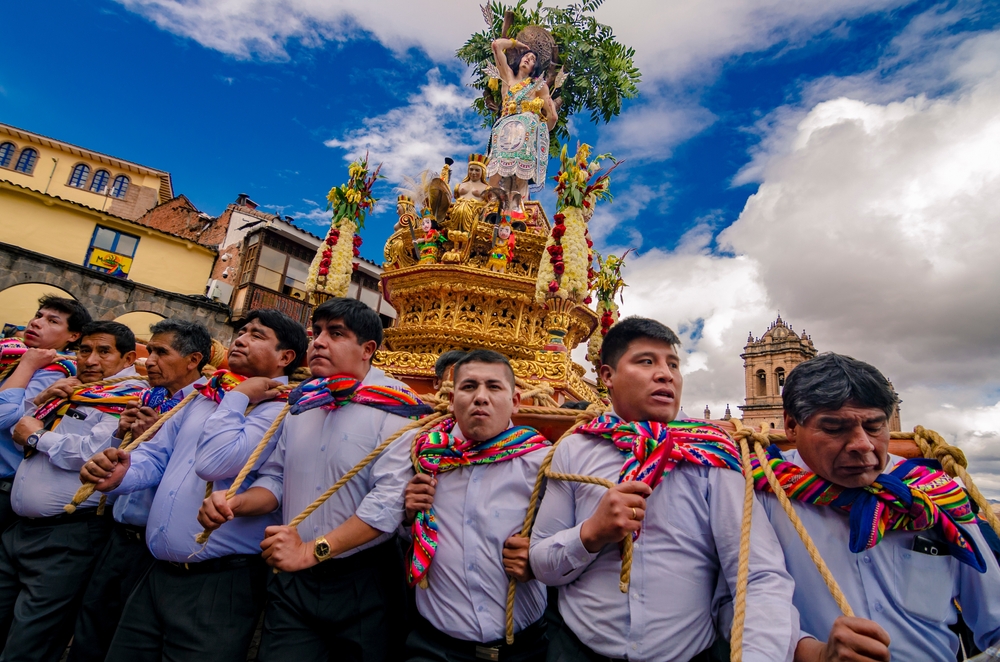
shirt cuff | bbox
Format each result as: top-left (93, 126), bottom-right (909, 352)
top-left (218, 391), bottom-right (250, 415)
top-left (565, 522), bottom-right (600, 567)
top-left (356, 495), bottom-right (404, 534)
top-left (34, 430), bottom-right (59, 455)
top-left (250, 476), bottom-right (283, 507)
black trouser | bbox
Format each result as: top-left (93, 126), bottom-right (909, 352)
top-left (0, 508), bottom-right (112, 662)
top-left (258, 539), bottom-right (407, 662)
top-left (546, 619), bottom-right (713, 662)
top-left (104, 554), bottom-right (267, 662)
top-left (405, 616), bottom-right (548, 662)
top-left (0, 480), bottom-right (17, 535)
top-left (67, 522), bottom-right (155, 662)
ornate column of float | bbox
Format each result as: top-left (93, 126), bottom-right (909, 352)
top-left (306, 156), bottom-right (382, 304)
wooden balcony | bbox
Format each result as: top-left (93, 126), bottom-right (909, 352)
top-left (230, 283), bottom-right (311, 327)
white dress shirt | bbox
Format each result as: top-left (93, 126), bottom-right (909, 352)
top-left (402, 422), bottom-right (549, 643)
top-left (760, 449), bottom-right (1000, 661)
top-left (530, 430), bottom-right (798, 662)
top-left (251, 367), bottom-right (413, 556)
top-left (11, 366), bottom-right (144, 518)
top-left (108, 380), bottom-right (286, 562)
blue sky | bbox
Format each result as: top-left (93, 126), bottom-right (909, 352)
top-left (3, 0), bottom-right (1000, 492)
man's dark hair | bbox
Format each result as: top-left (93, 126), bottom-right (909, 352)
top-left (600, 317), bottom-right (681, 369)
top-left (37, 295), bottom-right (92, 338)
top-left (434, 350), bottom-right (467, 381)
top-left (312, 298), bottom-right (383, 353)
top-left (148, 319), bottom-right (213, 371)
top-left (783, 352), bottom-right (899, 425)
top-left (80, 321), bottom-right (136, 356)
top-left (243, 309), bottom-right (309, 376)
top-left (452, 349), bottom-right (515, 389)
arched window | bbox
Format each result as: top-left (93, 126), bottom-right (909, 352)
top-left (110, 174), bottom-right (130, 199)
top-left (69, 164), bottom-right (91, 188)
top-left (14, 148), bottom-right (37, 174)
top-left (0, 143), bottom-right (14, 168)
top-left (755, 369), bottom-right (767, 397)
top-left (89, 169), bottom-right (110, 193)
top-left (775, 367), bottom-right (786, 395)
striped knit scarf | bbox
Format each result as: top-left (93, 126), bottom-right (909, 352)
top-left (578, 415), bottom-right (740, 539)
top-left (288, 374), bottom-right (432, 418)
top-left (407, 417), bottom-right (549, 587)
top-left (752, 445), bottom-right (985, 571)
top-left (194, 369), bottom-right (290, 404)
top-left (0, 338), bottom-right (76, 381)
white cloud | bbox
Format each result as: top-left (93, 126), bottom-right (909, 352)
top-left (323, 70), bottom-right (487, 184)
top-left (616, 26), bottom-right (1000, 495)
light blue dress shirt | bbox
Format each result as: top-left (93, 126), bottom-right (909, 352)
top-left (108, 380), bottom-right (286, 562)
top-left (760, 450), bottom-right (1000, 661)
top-left (400, 423), bottom-right (549, 643)
top-left (0, 369), bottom-right (65, 478)
top-left (251, 367), bottom-right (412, 556)
top-left (530, 430), bottom-right (798, 662)
top-left (12, 366), bottom-right (143, 518)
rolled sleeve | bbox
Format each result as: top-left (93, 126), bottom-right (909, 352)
top-left (251, 425), bottom-right (287, 506)
top-left (355, 419), bottom-right (414, 534)
top-left (196, 392), bottom-right (284, 481)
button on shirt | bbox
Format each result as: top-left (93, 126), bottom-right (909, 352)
top-left (251, 367), bottom-right (412, 556)
top-left (402, 423), bottom-right (548, 643)
top-left (12, 366), bottom-right (143, 518)
top-left (530, 431), bottom-right (798, 662)
top-left (0, 369), bottom-right (65, 478)
top-left (760, 450), bottom-right (1000, 661)
top-left (108, 380), bottom-right (286, 562)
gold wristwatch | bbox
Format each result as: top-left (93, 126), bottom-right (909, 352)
top-left (313, 536), bottom-right (332, 563)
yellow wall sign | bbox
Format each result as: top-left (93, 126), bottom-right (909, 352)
top-left (88, 248), bottom-right (133, 277)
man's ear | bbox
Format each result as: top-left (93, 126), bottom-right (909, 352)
top-left (598, 363), bottom-right (614, 391)
top-left (360, 339), bottom-right (378, 363)
top-left (122, 351), bottom-right (137, 368)
top-left (187, 352), bottom-right (204, 373)
top-left (510, 387), bottom-right (521, 415)
top-left (783, 412), bottom-right (799, 443)
top-left (276, 348), bottom-right (296, 370)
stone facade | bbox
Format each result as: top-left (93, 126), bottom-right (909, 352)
top-left (0, 241), bottom-right (232, 342)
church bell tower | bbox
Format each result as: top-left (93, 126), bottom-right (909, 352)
top-left (739, 316), bottom-right (817, 431)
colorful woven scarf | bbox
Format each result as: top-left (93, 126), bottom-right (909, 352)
top-left (138, 386), bottom-right (185, 414)
top-left (0, 338), bottom-right (76, 381)
top-left (33, 380), bottom-right (147, 426)
top-left (192, 369), bottom-right (290, 404)
top-left (577, 415), bottom-right (740, 539)
top-left (752, 445), bottom-right (985, 571)
top-left (407, 417), bottom-right (549, 586)
top-left (288, 375), bottom-right (432, 419)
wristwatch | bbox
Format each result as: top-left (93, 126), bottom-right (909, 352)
top-left (25, 431), bottom-right (44, 450)
top-left (313, 536), bottom-right (332, 563)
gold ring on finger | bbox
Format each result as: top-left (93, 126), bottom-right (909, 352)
top-left (631, 507), bottom-right (637, 520)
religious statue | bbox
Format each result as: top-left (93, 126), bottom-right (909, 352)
top-left (485, 31), bottom-right (558, 213)
top-left (414, 215), bottom-right (447, 264)
top-left (394, 194), bottom-right (417, 231)
top-left (450, 154), bottom-right (490, 233)
top-left (486, 222), bottom-right (516, 273)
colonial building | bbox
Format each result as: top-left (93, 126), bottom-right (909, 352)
top-left (138, 193), bottom-right (395, 329)
top-left (739, 315), bottom-right (900, 431)
top-left (0, 123), bottom-right (228, 339)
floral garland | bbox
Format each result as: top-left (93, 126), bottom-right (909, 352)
top-left (535, 143), bottom-right (617, 304)
top-left (586, 251), bottom-right (630, 371)
top-left (306, 156), bottom-right (382, 303)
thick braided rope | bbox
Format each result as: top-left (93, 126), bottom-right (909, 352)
top-left (194, 403), bottom-right (292, 545)
top-left (910, 426), bottom-right (1000, 538)
top-left (288, 408), bottom-right (450, 531)
top-left (503, 402), bottom-right (605, 644)
top-left (730, 420), bottom-right (854, 618)
top-left (728, 435), bottom-right (756, 662)
top-left (65, 390), bottom-right (200, 513)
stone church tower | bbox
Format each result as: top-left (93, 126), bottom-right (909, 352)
top-left (739, 315), bottom-right (901, 431)
top-left (739, 316), bottom-right (816, 430)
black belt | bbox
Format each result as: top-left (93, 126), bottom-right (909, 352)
top-left (115, 522), bottom-right (146, 543)
top-left (306, 538), bottom-right (398, 579)
top-left (417, 616), bottom-right (547, 661)
top-left (0, 478), bottom-right (13, 494)
top-left (21, 507), bottom-right (111, 527)
top-left (161, 553), bottom-right (261, 575)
